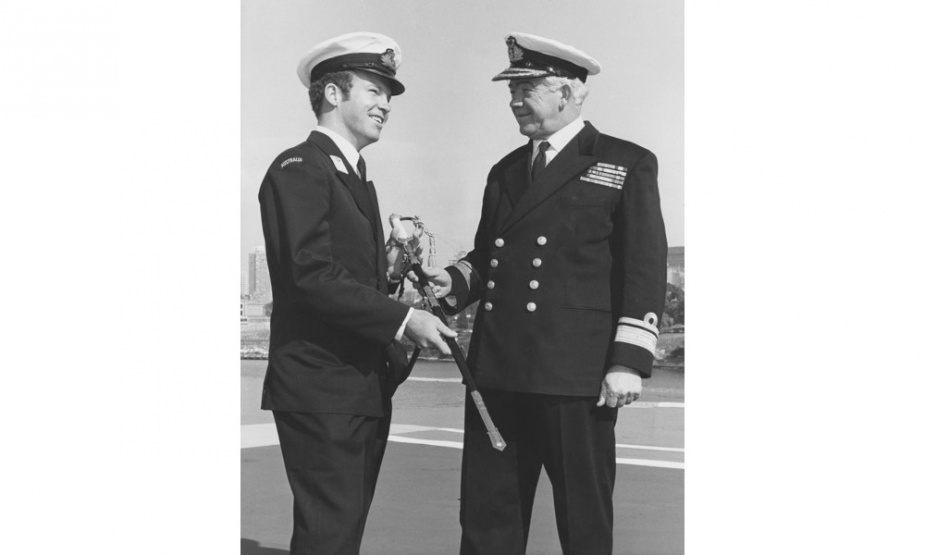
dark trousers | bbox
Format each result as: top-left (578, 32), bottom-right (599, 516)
top-left (273, 411), bottom-right (391, 555)
top-left (459, 390), bottom-right (619, 555)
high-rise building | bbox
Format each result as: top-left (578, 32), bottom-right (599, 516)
top-left (248, 246), bottom-right (272, 303)
top-left (666, 246), bottom-right (685, 289)
top-left (248, 252), bottom-right (256, 297)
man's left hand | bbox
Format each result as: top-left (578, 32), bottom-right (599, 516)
top-left (596, 365), bottom-right (643, 408)
top-left (385, 242), bottom-right (405, 281)
top-left (385, 221), bottom-right (424, 282)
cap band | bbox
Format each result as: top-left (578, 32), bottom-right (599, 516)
top-left (513, 48), bottom-right (588, 82)
top-left (310, 51), bottom-right (399, 82)
top-left (493, 36), bottom-right (593, 83)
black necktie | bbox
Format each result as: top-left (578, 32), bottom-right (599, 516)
top-left (531, 141), bottom-right (550, 182)
top-left (357, 156), bottom-right (367, 183)
top-left (355, 155), bottom-right (375, 213)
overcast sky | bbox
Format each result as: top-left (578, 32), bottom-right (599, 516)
top-left (241, 0), bottom-right (684, 274)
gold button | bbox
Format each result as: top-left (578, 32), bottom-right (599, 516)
top-left (487, 280), bottom-right (495, 290)
top-left (495, 238), bottom-right (505, 248)
top-left (526, 302), bottom-right (537, 312)
top-left (484, 302), bottom-right (494, 311)
top-left (537, 236), bottom-right (547, 246)
top-left (529, 280), bottom-right (539, 289)
top-left (490, 259), bottom-right (499, 268)
top-left (532, 258), bottom-right (542, 268)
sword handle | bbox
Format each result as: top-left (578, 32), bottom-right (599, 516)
top-left (388, 214), bottom-right (506, 451)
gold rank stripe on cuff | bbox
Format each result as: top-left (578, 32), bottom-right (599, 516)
top-left (452, 260), bottom-right (474, 291)
top-left (614, 314), bottom-right (660, 355)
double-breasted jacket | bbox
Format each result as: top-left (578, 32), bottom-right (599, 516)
top-left (444, 122), bottom-right (668, 396)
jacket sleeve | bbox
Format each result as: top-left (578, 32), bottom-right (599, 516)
top-left (259, 157), bottom-right (408, 346)
top-left (608, 151), bottom-right (668, 377)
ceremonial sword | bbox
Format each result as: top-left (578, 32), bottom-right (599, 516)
top-left (389, 214), bottom-right (506, 452)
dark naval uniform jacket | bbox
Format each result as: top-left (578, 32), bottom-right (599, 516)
top-left (258, 131), bottom-right (409, 417)
top-left (444, 121), bottom-right (668, 396)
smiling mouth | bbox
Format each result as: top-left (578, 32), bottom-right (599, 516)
top-left (370, 115), bottom-right (385, 125)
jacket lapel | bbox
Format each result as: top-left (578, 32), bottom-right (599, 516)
top-left (308, 131), bottom-right (377, 229)
top-left (499, 122), bottom-right (601, 234)
top-left (366, 180), bottom-right (389, 292)
top-left (494, 144), bottom-right (530, 229)
top-left (308, 132), bottom-right (386, 288)
top-left (502, 142), bottom-right (532, 206)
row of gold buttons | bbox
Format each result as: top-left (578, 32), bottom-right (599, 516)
top-left (483, 236), bottom-right (548, 312)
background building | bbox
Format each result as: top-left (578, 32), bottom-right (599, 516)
top-left (667, 246), bottom-right (685, 289)
top-left (248, 246), bottom-right (272, 303)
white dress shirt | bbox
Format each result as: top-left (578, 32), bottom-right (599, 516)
top-left (314, 126), bottom-right (362, 175)
top-left (531, 117), bottom-right (586, 167)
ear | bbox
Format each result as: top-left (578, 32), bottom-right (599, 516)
top-left (324, 83), bottom-right (342, 107)
top-left (558, 84), bottom-right (572, 109)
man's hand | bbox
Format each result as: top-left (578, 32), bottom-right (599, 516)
top-left (412, 266), bottom-right (453, 298)
top-left (385, 243), bottom-right (406, 282)
top-left (596, 365), bottom-right (643, 408)
top-left (385, 220), bottom-right (424, 282)
top-left (404, 309), bottom-right (457, 356)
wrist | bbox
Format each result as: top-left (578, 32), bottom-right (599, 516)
top-left (607, 364), bottom-right (641, 376)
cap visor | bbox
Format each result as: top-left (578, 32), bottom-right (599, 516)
top-left (354, 68), bottom-right (405, 95)
top-left (491, 66), bottom-right (554, 81)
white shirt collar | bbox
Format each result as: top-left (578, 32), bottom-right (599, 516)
top-left (532, 117), bottom-right (585, 161)
top-left (314, 126), bottom-right (361, 175)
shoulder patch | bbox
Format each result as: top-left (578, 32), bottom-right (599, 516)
top-left (280, 157), bottom-right (302, 169)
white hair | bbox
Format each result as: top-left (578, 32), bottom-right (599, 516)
top-left (544, 75), bottom-right (590, 106)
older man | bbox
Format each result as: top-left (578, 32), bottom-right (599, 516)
top-left (425, 33), bottom-right (668, 554)
top-left (258, 32), bottom-right (454, 555)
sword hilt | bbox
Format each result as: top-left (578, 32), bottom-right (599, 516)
top-left (388, 213), bottom-right (506, 452)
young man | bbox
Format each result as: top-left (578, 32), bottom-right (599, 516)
top-left (424, 33), bottom-right (668, 555)
top-left (258, 32), bottom-right (454, 555)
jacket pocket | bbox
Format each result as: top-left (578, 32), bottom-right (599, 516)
top-left (563, 274), bottom-right (612, 312)
top-left (559, 195), bottom-right (611, 207)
